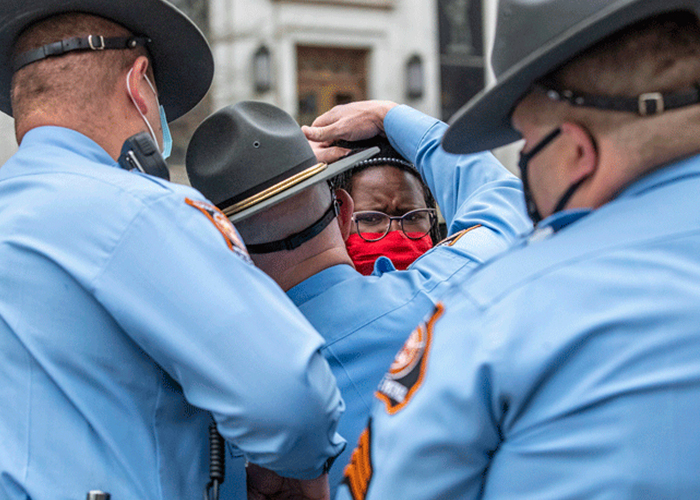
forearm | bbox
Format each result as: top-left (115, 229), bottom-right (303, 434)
top-left (95, 192), bottom-right (346, 479)
top-left (383, 105), bottom-right (530, 238)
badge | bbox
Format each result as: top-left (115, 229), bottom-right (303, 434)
top-left (186, 198), bottom-right (252, 263)
top-left (435, 224), bottom-right (481, 248)
top-left (376, 303), bottom-right (444, 414)
top-left (342, 422), bottom-right (373, 500)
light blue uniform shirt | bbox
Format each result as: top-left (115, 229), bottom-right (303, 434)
top-left (342, 154), bottom-right (700, 499)
top-left (286, 105), bottom-right (531, 495)
top-left (0, 127), bottom-right (345, 499)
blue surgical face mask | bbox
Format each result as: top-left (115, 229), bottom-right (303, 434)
top-left (126, 69), bottom-right (173, 160)
top-left (158, 103), bottom-right (172, 159)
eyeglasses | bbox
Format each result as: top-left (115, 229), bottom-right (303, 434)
top-left (352, 208), bottom-right (437, 242)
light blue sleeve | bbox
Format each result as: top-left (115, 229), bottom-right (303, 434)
top-left (91, 189), bottom-right (345, 479)
top-left (335, 298), bottom-right (498, 500)
top-left (384, 105), bottom-right (531, 241)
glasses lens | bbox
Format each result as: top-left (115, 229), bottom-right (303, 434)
top-left (354, 211), bottom-right (390, 241)
top-left (401, 209), bottom-right (436, 239)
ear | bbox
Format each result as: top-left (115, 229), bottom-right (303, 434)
top-left (560, 121), bottom-right (598, 185)
top-left (335, 188), bottom-right (354, 241)
top-left (125, 56), bottom-right (153, 116)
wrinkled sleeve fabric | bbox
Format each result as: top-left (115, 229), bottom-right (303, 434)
top-left (91, 189), bottom-right (345, 479)
top-left (384, 105), bottom-right (531, 242)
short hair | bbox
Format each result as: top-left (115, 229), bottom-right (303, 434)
top-left (11, 13), bottom-right (149, 119)
top-left (331, 136), bottom-right (441, 243)
top-left (534, 11), bottom-right (700, 133)
top-left (545, 11), bottom-right (700, 98)
top-left (538, 11), bottom-right (700, 160)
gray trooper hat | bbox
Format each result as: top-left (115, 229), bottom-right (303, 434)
top-left (186, 101), bottom-right (378, 223)
top-left (0, 0), bottom-right (213, 120)
top-left (442, 0), bottom-right (700, 154)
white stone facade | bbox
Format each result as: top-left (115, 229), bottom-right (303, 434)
top-left (0, 114), bottom-right (16, 165)
top-left (207, 0), bottom-right (441, 119)
top-left (0, 0), bottom-right (521, 174)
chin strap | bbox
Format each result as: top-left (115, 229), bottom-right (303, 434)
top-left (539, 83), bottom-right (700, 116)
top-left (245, 201), bottom-right (338, 254)
top-left (13, 35), bottom-right (151, 72)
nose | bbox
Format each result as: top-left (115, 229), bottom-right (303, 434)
top-left (388, 218), bottom-right (402, 232)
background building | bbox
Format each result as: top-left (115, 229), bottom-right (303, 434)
top-left (0, 0), bottom-right (521, 177)
top-left (0, 114), bottom-right (14, 165)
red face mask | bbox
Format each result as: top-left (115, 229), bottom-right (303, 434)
top-left (346, 231), bottom-right (432, 275)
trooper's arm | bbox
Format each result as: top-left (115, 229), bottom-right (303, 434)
top-left (304, 101), bottom-right (530, 239)
top-left (93, 189), bottom-right (346, 480)
top-left (382, 105), bottom-right (530, 238)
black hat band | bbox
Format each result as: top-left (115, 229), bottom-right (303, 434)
top-left (13, 35), bottom-right (151, 72)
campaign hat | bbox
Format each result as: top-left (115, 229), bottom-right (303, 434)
top-left (442, 0), bottom-right (700, 154)
top-left (186, 101), bottom-right (378, 223)
top-left (0, 0), bottom-right (213, 120)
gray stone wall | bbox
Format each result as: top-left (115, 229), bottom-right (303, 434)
top-left (0, 114), bottom-right (16, 165)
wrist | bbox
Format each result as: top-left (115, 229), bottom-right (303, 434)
top-left (375, 101), bottom-right (399, 132)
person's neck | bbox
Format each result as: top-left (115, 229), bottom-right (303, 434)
top-left (579, 141), bottom-right (700, 211)
top-left (254, 246), bottom-right (354, 292)
top-left (15, 105), bottom-right (139, 161)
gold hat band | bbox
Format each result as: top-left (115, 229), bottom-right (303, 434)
top-left (223, 162), bottom-right (328, 217)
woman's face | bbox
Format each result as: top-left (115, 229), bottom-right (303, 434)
top-left (349, 165), bottom-right (427, 234)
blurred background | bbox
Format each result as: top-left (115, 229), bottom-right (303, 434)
top-left (0, 0), bottom-right (521, 181)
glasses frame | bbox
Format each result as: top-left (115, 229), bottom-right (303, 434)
top-left (352, 208), bottom-right (437, 242)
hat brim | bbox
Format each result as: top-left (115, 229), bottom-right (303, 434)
top-left (442, 0), bottom-right (700, 154)
top-left (0, 0), bottom-right (213, 120)
top-left (229, 146), bottom-right (380, 223)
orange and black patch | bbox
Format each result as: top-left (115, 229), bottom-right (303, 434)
top-left (186, 198), bottom-right (252, 263)
top-left (376, 303), bottom-right (444, 414)
top-left (342, 422), bottom-right (373, 500)
top-left (436, 224), bottom-right (482, 248)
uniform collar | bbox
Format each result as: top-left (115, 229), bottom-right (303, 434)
top-left (528, 209), bottom-right (592, 243)
top-left (371, 256), bottom-right (398, 276)
top-left (615, 152), bottom-right (700, 200)
top-left (18, 126), bottom-right (117, 167)
top-left (528, 153), bottom-right (700, 244)
top-left (287, 263), bottom-right (359, 306)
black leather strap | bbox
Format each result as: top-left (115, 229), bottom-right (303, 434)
top-left (245, 202), bottom-right (338, 254)
top-left (13, 35), bottom-right (151, 72)
top-left (540, 84), bottom-right (700, 116)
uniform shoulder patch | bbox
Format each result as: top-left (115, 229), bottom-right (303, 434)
top-left (436, 224), bottom-right (482, 248)
top-left (185, 198), bottom-right (252, 263)
top-left (342, 421), bottom-right (373, 500)
top-left (376, 303), bottom-right (445, 414)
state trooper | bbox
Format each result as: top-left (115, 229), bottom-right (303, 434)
top-left (337, 1), bottom-right (700, 499)
top-left (185, 99), bottom-right (532, 496)
top-left (0, 1), bottom-right (346, 498)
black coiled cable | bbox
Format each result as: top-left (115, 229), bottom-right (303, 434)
top-left (203, 422), bottom-right (225, 500)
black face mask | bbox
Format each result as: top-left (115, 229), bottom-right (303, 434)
top-left (517, 127), bottom-right (591, 225)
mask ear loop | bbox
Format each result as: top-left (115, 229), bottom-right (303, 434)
top-left (144, 74), bottom-right (173, 159)
top-left (126, 68), bottom-right (161, 153)
top-left (550, 125), bottom-right (598, 214)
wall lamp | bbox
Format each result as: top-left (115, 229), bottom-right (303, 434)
top-left (405, 54), bottom-right (424, 100)
top-left (253, 45), bottom-right (272, 93)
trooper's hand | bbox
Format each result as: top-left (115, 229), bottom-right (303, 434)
top-left (302, 100), bottom-right (398, 146)
top-left (246, 463), bottom-right (330, 500)
top-left (308, 139), bottom-right (351, 165)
